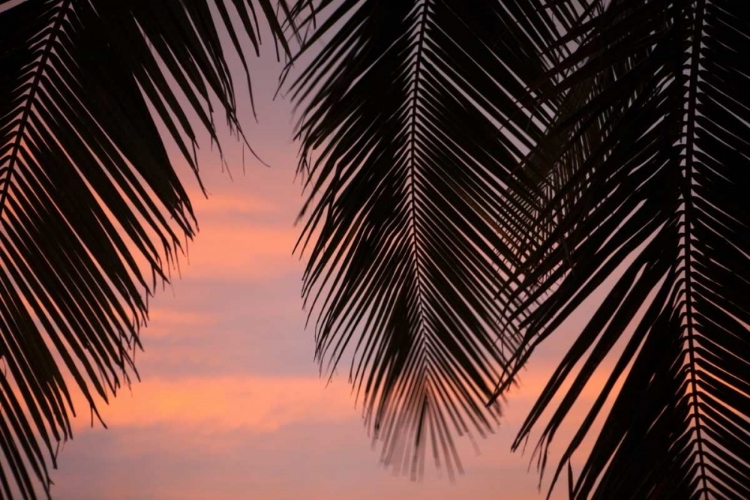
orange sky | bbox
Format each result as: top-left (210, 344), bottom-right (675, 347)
top-left (46, 15), bottom-right (623, 500)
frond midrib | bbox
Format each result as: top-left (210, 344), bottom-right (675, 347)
top-left (0, 0), bottom-right (71, 222)
top-left (403, 0), bottom-right (430, 361)
top-left (680, 0), bottom-right (709, 496)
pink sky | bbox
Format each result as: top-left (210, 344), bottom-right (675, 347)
top-left (46, 17), bottom-right (621, 500)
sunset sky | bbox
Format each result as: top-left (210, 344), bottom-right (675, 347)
top-left (47, 13), bottom-right (622, 500)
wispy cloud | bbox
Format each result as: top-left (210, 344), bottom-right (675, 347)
top-left (182, 223), bottom-right (300, 280)
top-left (72, 375), bottom-right (356, 434)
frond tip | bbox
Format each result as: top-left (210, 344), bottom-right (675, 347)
top-left (289, 0), bottom-right (586, 477)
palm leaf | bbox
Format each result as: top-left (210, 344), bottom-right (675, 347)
top-left (493, 0), bottom-right (750, 497)
top-left (0, 0), bottom-right (290, 497)
top-left (286, 0), bottom-right (594, 477)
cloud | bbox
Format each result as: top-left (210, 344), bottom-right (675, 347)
top-left (56, 413), bottom-right (567, 500)
top-left (117, 176), bottom-right (307, 284)
top-left (142, 307), bottom-right (219, 338)
top-left (72, 375), bottom-right (358, 434)
top-left (190, 191), bottom-right (279, 217)
top-left (166, 221), bottom-right (303, 282)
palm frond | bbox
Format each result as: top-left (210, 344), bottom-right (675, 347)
top-left (287, 0), bottom-right (593, 477)
top-left (0, 0), bottom-right (290, 497)
top-left (494, 0), bottom-right (750, 497)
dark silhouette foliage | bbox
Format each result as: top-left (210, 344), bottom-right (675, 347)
top-left (1, 0), bottom-right (748, 499)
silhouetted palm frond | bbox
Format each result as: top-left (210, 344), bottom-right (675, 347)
top-left (0, 0), bottom-right (289, 497)
top-left (494, 0), bottom-right (750, 497)
top-left (287, 0), bottom-right (596, 477)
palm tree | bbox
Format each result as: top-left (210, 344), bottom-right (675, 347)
top-left (288, 0), bottom-right (750, 498)
top-left (0, 0), bottom-right (293, 496)
top-left (2, 1), bottom-right (748, 500)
